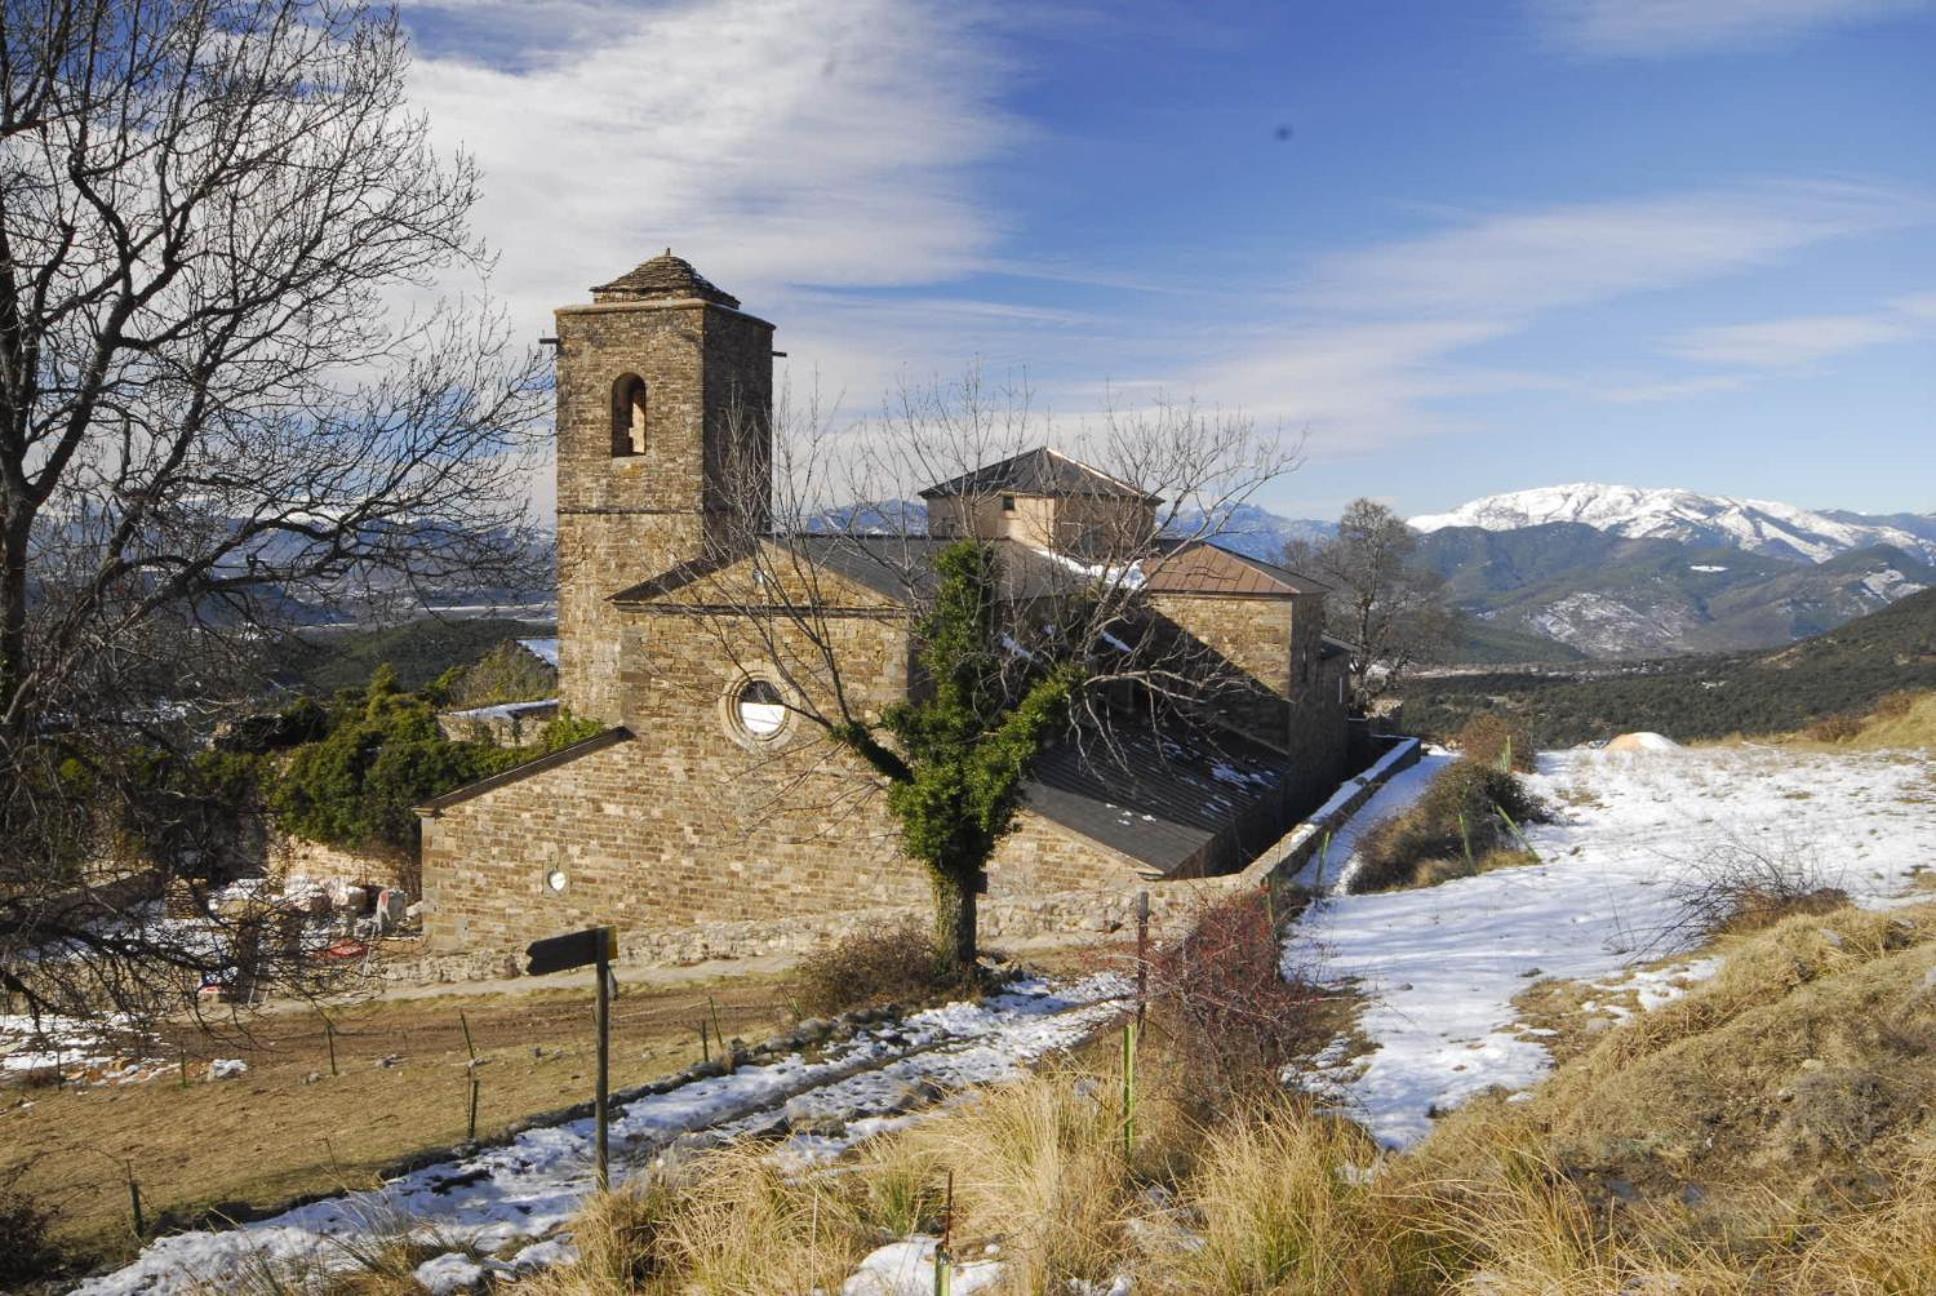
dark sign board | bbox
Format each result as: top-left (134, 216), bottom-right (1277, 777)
top-left (525, 925), bottom-right (617, 977)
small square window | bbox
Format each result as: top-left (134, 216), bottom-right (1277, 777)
top-left (1000, 495), bottom-right (1016, 512)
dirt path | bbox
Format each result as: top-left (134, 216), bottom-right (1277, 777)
top-left (2, 973), bottom-right (792, 1268)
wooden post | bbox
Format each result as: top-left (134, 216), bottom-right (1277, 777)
top-left (935, 1168), bottom-right (955, 1296)
top-left (1134, 890), bottom-right (1150, 1030)
top-left (709, 994), bottom-right (730, 1072)
top-left (323, 1010), bottom-right (338, 1078)
top-left (1122, 1017), bottom-right (1139, 1160)
top-left (460, 1010), bottom-right (480, 1143)
top-left (595, 939), bottom-right (611, 1192)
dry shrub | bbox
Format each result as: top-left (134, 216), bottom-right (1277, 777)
top-left (0, 1178), bottom-right (63, 1288)
top-left (1148, 890), bottom-right (1333, 1104)
top-left (790, 916), bottom-right (973, 1018)
top-left (865, 1073), bottom-right (1132, 1290)
top-left (516, 1180), bottom-right (673, 1296)
top-left (1871, 690), bottom-right (1917, 720)
top-left (1455, 713), bottom-right (1536, 772)
top-left (1663, 835), bottom-right (1847, 937)
top-left (1804, 712), bottom-right (1864, 743)
top-left (1353, 761), bottom-right (1549, 894)
top-left (1166, 1096), bottom-right (1422, 1295)
top-left (525, 1152), bottom-right (860, 1296)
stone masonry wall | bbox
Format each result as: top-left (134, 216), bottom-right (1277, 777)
top-left (421, 599), bottom-right (1157, 955)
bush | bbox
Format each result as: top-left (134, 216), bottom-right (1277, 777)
top-left (1453, 712), bottom-right (1535, 772)
top-left (0, 1180), bottom-right (63, 1287)
top-left (1665, 836), bottom-right (1848, 937)
top-left (1352, 760), bottom-right (1549, 893)
top-left (1871, 690), bottom-right (1917, 720)
top-left (791, 917), bottom-right (972, 1018)
top-left (1805, 712), bottom-right (1864, 743)
top-left (1149, 890), bottom-right (1330, 1102)
top-left (269, 666), bottom-right (603, 861)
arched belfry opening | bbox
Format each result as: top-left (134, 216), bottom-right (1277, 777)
top-left (611, 373), bottom-right (648, 456)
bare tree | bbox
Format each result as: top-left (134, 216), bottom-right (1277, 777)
top-left (1284, 498), bottom-right (1452, 710)
top-left (653, 370), bottom-right (1299, 968)
top-left (1, 1), bottom-right (546, 1022)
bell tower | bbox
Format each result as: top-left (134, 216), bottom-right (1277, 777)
top-left (553, 251), bottom-right (774, 724)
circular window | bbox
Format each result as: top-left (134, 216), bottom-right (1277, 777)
top-left (544, 868), bottom-right (569, 895)
top-left (733, 678), bottom-right (788, 740)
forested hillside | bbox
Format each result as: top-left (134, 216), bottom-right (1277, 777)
top-left (1402, 587), bottom-right (1936, 746)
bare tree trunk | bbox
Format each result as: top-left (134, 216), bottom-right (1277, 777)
top-left (0, 520), bottom-right (25, 738)
top-left (932, 867), bottom-right (978, 970)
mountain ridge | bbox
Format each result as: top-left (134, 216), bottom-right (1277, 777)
top-left (1410, 482), bottom-right (1936, 566)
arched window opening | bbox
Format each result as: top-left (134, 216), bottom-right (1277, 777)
top-left (611, 374), bottom-right (648, 456)
top-left (733, 678), bottom-right (787, 739)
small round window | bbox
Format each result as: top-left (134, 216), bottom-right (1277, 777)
top-left (734, 678), bottom-right (788, 739)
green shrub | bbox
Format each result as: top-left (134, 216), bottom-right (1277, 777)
top-left (1352, 760), bottom-right (1549, 893)
top-left (1453, 712), bottom-right (1535, 772)
top-left (268, 666), bottom-right (601, 860)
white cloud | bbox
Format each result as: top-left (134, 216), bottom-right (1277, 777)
top-left (406, 0), bottom-right (1018, 327)
top-left (1531, 0), bottom-right (1930, 56)
top-left (1168, 184), bottom-right (1913, 454)
top-left (1307, 184), bottom-right (1909, 319)
top-left (1670, 312), bottom-right (1913, 366)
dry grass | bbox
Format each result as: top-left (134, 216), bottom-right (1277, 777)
top-left (790, 916), bottom-right (975, 1018)
top-left (0, 974), bottom-right (788, 1269)
top-left (1779, 688), bottom-right (1936, 752)
top-left (511, 899), bottom-right (1936, 1295)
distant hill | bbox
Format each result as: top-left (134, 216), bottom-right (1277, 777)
top-left (267, 616), bottom-right (555, 695)
top-left (1413, 523), bottom-right (1935, 658)
top-left (1400, 587), bottom-right (1936, 748)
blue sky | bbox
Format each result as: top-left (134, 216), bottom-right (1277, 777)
top-left (400, 0), bottom-right (1936, 520)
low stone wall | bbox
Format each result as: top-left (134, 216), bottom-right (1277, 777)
top-left (1238, 736), bottom-right (1424, 891)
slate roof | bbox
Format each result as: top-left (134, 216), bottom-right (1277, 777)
top-left (1024, 724), bottom-right (1287, 876)
top-left (919, 447), bottom-right (1158, 502)
top-left (609, 536), bottom-right (1087, 608)
top-left (592, 250), bottom-right (740, 308)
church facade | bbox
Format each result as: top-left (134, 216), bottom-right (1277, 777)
top-left (416, 254), bottom-right (1352, 956)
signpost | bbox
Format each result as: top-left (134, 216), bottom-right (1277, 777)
top-left (525, 925), bottom-right (618, 1190)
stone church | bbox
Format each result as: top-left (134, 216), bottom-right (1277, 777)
top-left (417, 252), bottom-right (1353, 958)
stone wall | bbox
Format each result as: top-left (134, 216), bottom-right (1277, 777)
top-left (420, 598), bottom-right (1159, 955)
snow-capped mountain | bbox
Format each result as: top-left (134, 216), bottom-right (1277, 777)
top-left (1411, 484), bottom-right (1936, 567)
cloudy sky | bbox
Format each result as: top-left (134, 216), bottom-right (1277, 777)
top-left (400, 0), bottom-right (1936, 520)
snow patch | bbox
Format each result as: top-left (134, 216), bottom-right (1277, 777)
top-left (1286, 744), bottom-right (1936, 1146)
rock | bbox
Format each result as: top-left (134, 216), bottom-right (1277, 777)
top-left (376, 1053), bottom-right (402, 1068)
top-left (207, 1058), bottom-right (248, 1080)
top-left (1800, 1057), bottom-right (1825, 1072)
top-left (1606, 1177), bottom-right (1639, 1202)
top-left (301, 1071), bottom-right (323, 1085)
top-left (1519, 967), bottom-right (1543, 978)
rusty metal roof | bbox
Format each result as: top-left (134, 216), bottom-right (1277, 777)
top-left (1142, 540), bottom-right (1328, 597)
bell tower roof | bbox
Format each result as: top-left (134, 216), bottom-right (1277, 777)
top-left (590, 249), bottom-right (740, 308)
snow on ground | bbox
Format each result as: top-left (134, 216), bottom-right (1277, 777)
top-left (1282, 748), bottom-right (1453, 894)
top-left (1286, 742), bottom-right (1936, 1147)
top-left (78, 976), bottom-right (1126, 1295)
top-left (0, 1013), bottom-right (166, 1085)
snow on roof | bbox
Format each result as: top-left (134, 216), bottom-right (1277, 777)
top-left (516, 638), bottom-right (560, 668)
